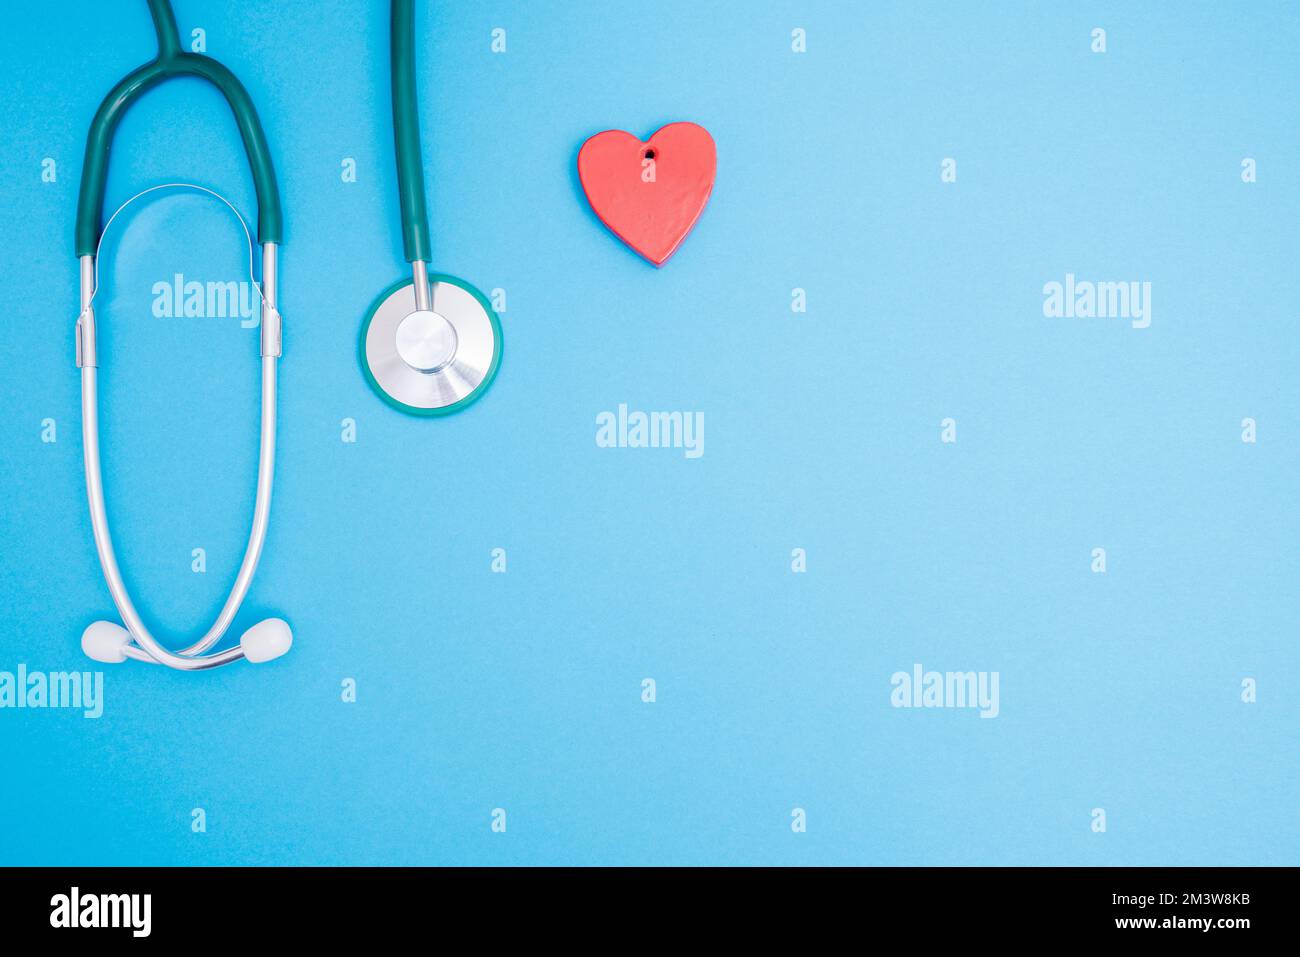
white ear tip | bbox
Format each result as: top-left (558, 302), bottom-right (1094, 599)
top-left (240, 618), bottom-right (292, 663)
top-left (82, 620), bottom-right (132, 663)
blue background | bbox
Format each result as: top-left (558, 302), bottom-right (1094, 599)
top-left (1, 0), bottom-right (1296, 865)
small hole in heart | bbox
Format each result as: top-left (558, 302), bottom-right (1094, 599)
top-left (643, 148), bottom-right (656, 160)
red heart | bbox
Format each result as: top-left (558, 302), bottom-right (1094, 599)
top-left (577, 122), bottom-right (716, 267)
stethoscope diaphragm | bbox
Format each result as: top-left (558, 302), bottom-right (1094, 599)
top-left (360, 274), bottom-right (501, 415)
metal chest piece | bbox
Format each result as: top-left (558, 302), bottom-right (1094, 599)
top-left (361, 271), bottom-right (502, 415)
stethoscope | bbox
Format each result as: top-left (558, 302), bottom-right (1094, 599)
top-left (77, 0), bottom-right (291, 670)
top-left (76, 0), bottom-right (500, 670)
top-left (359, 0), bottom-right (503, 415)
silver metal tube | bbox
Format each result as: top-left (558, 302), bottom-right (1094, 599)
top-left (411, 258), bottom-right (431, 311)
top-left (79, 245), bottom-right (282, 671)
top-left (76, 256), bottom-right (97, 368)
top-left (79, 256), bottom-right (94, 310)
top-left (262, 243), bottom-right (277, 306)
top-left (260, 242), bottom-right (282, 357)
top-left (82, 363), bottom-right (245, 669)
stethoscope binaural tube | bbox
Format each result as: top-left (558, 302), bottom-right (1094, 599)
top-left (75, 0), bottom-right (282, 259)
top-left (359, 0), bottom-right (502, 416)
top-left (74, 0), bottom-right (291, 671)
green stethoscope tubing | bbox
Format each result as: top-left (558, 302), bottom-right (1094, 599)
top-left (74, 0), bottom-right (281, 257)
top-left (392, 0), bottom-right (431, 263)
top-left (361, 0), bottom-right (501, 415)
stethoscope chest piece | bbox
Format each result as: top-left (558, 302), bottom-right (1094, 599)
top-left (361, 274), bottom-right (501, 415)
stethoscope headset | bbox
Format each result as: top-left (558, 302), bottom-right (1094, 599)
top-left (77, 0), bottom-right (289, 670)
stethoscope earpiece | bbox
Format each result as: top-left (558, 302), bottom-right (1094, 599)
top-left (236, 618), bottom-right (294, 664)
top-left (81, 621), bottom-right (132, 664)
